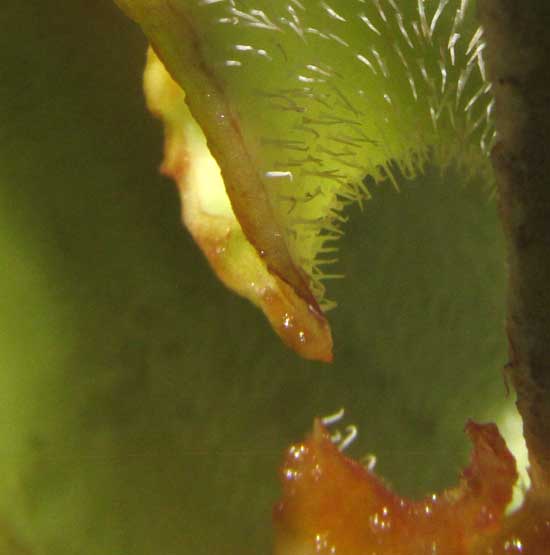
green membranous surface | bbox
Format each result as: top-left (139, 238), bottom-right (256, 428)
top-left (0, 2), bottom-right (521, 555)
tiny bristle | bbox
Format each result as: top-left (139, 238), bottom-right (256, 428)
top-left (197, 0), bottom-right (494, 308)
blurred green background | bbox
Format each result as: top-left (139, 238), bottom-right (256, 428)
top-left (0, 2), bottom-right (512, 554)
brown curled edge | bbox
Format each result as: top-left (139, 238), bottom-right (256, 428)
top-left (275, 419), bottom-right (550, 554)
top-left (114, 0), bottom-right (333, 361)
top-left (275, 419), bottom-right (521, 555)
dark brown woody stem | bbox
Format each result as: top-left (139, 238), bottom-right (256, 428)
top-left (479, 0), bottom-right (550, 494)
